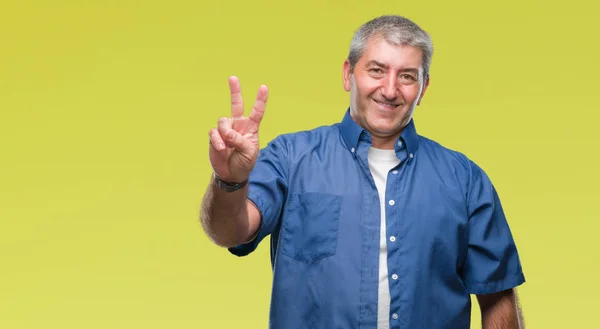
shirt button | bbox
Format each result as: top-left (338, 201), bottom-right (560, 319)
top-left (392, 313), bottom-right (399, 320)
top-left (388, 200), bottom-right (395, 206)
top-left (397, 140), bottom-right (403, 147)
top-left (389, 236), bottom-right (396, 242)
top-left (351, 147), bottom-right (355, 153)
top-left (409, 153), bottom-right (414, 159)
top-left (392, 170), bottom-right (398, 175)
top-left (392, 274), bottom-right (398, 280)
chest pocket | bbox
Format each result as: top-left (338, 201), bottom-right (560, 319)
top-left (280, 192), bottom-right (342, 263)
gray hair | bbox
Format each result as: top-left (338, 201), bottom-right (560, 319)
top-left (348, 15), bottom-right (434, 80)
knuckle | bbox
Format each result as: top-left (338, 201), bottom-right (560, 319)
top-left (217, 117), bottom-right (231, 129)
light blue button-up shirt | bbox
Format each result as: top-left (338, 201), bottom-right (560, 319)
top-left (229, 109), bottom-right (525, 329)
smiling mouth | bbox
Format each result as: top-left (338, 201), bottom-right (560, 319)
top-left (373, 99), bottom-right (400, 109)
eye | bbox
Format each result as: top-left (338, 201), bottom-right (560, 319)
top-left (369, 68), bottom-right (385, 76)
top-left (400, 74), bottom-right (415, 81)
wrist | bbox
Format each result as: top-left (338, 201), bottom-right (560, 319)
top-left (213, 173), bottom-right (248, 193)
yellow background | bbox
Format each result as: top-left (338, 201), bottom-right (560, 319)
top-left (1, 0), bottom-right (599, 328)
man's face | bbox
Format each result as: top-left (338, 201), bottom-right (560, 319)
top-left (343, 36), bottom-right (429, 147)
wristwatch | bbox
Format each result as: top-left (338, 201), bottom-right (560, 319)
top-left (213, 173), bottom-right (248, 192)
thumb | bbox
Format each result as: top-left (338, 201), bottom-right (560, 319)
top-left (224, 129), bottom-right (255, 154)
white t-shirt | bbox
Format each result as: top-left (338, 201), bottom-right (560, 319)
top-left (367, 147), bottom-right (401, 329)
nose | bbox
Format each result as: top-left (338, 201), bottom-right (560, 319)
top-left (380, 75), bottom-right (399, 100)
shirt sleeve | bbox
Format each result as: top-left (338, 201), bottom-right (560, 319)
top-left (228, 136), bottom-right (289, 257)
top-left (460, 160), bottom-right (526, 295)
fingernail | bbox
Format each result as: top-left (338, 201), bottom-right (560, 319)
top-left (218, 143), bottom-right (225, 150)
top-left (226, 130), bottom-right (235, 139)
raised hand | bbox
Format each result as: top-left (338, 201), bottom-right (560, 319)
top-left (208, 76), bottom-right (269, 183)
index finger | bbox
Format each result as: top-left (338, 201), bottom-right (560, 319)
top-left (229, 76), bottom-right (244, 119)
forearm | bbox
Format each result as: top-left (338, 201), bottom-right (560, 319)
top-left (200, 178), bottom-right (251, 247)
top-left (479, 289), bottom-right (524, 329)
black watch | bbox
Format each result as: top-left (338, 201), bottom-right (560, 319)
top-left (213, 173), bottom-right (248, 192)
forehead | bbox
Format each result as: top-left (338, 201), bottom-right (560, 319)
top-left (359, 36), bottom-right (423, 69)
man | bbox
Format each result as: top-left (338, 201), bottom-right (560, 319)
top-left (201, 15), bottom-right (526, 329)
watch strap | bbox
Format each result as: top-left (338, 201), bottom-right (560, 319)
top-left (213, 173), bottom-right (248, 192)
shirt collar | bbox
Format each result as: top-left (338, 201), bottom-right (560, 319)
top-left (339, 107), bottom-right (419, 157)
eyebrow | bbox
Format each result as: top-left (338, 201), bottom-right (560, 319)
top-left (399, 68), bottom-right (419, 75)
top-left (366, 60), bottom-right (387, 68)
top-left (366, 60), bottom-right (419, 75)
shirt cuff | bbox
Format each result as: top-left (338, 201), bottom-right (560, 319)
top-left (466, 272), bottom-right (526, 295)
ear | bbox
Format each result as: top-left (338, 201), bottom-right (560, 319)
top-left (343, 60), bottom-right (352, 92)
top-left (417, 76), bottom-right (430, 105)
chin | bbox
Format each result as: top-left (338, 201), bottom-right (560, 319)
top-left (366, 122), bottom-right (400, 136)
top-left (366, 115), bottom-right (399, 129)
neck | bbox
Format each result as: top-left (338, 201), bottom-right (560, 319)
top-left (370, 134), bottom-right (400, 150)
top-left (348, 111), bottom-right (405, 150)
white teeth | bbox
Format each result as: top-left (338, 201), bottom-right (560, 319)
top-left (376, 100), bottom-right (396, 108)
